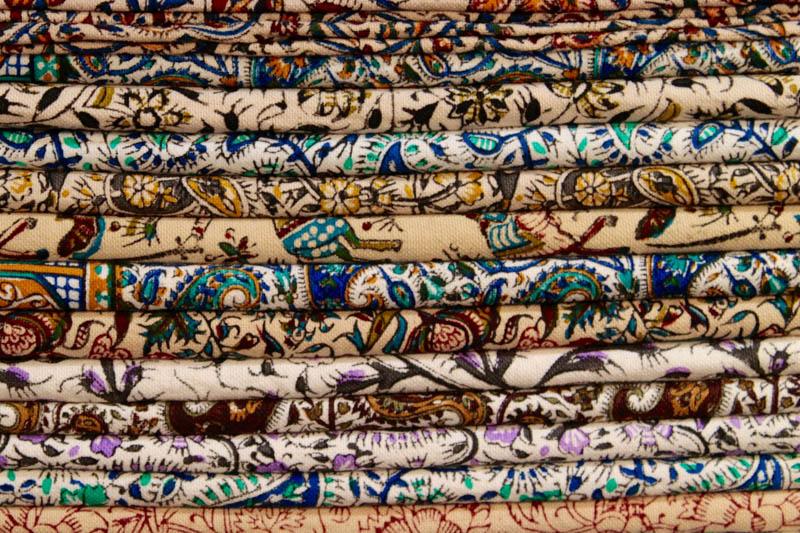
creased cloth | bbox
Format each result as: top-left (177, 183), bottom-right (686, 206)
top-left (2, 24), bottom-right (796, 55)
top-left (3, 295), bottom-right (798, 359)
top-left (0, 453), bottom-right (795, 506)
top-left (0, 376), bottom-right (800, 437)
top-left (0, 337), bottom-right (795, 401)
top-left (3, 38), bottom-right (798, 87)
top-left (2, 8), bottom-right (796, 46)
top-left (1, 0), bottom-right (788, 13)
top-left (1, 492), bottom-right (800, 533)
top-left (1, 295), bottom-right (796, 358)
top-left (0, 206), bottom-right (792, 263)
top-left (0, 252), bottom-right (796, 311)
top-left (1, 414), bottom-right (798, 473)
top-left (5, 75), bottom-right (800, 133)
top-left (3, 121), bottom-right (800, 177)
top-left (0, 163), bottom-right (798, 218)
top-left (1, 376), bottom-right (796, 435)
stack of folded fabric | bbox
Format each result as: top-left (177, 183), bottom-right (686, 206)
top-left (0, 0), bottom-right (799, 530)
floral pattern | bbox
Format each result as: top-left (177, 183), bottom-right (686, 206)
top-left (0, 251), bottom-right (796, 312)
top-left (3, 120), bottom-right (800, 177)
top-left (4, 75), bottom-right (799, 133)
top-left (1, 7), bottom-right (796, 47)
top-left (0, 413), bottom-right (797, 473)
top-left (1, 376), bottom-right (796, 435)
top-left (0, 205), bottom-right (794, 263)
top-left (2, 492), bottom-right (800, 532)
top-left (3, 293), bottom-right (799, 359)
top-left (4, 37), bottom-right (800, 88)
top-left (0, 452), bottom-right (795, 506)
top-left (0, 337), bottom-right (797, 402)
top-left (0, 0), bottom-right (790, 13)
top-left (1, 163), bottom-right (798, 218)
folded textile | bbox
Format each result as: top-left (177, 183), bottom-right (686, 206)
top-left (2, 376), bottom-right (795, 435)
top-left (1, 414), bottom-right (797, 473)
top-left (3, 24), bottom-right (794, 55)
top-left (2, 491), bottom-right (799, 532)
top-left (6, 75), bottom-right (799, 133)
top-left (0, 206), bottom-right (794, 263)
top-left (0, 337), bottom-right (794, 401)
top-left (3, 8), bottom-right (794, 45)
top-left (4, 294), bottom-right (797, 359)
top-left (3, 6), bottom-right (789, 27)
top-left (1, 252), bottom-right (795, 311)
top-left (2, 0), bottom-right (787, 14)
top-left (0, 453), bottom-right (795, 506)
top-left (1, 163), bottom-right (796, 217)
top-left (2, 295), bottom-right (796, 358)
top-left (3, 120), bottom-right (799, 176)
top-left (3, 38), bottom-right (797, 87)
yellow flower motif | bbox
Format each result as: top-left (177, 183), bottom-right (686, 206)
top-left (773, 165), bottom-right (800, 202)
top-left (454, 172), bottom-right (484, 205)
top-left (122, 174), bottom-right (161, 209)
top-left (318, 178), bottom-right (362, 215)
top-left (574, 171), bottom-right (612, 207)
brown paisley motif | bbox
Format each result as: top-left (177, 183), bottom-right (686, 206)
top-left (165, 400), bottom-right (279, 435)
top-left (365, 392), bottom-right (487, 426)
top-left (0, 402), bottom-right (40, 433)
top-left (610, 381), bottom-right (723, 421)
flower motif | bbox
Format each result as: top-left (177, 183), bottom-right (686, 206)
top-left (624, 422), bottom-right (674, 447)
top-left (485, 425), bottom-right (520, 446)
top-left (122, 174), bottom-right (162, 210)
top-left (558, 428), bottom-right (590, 456)
top-left (332, 453), bottom-right (358, 470)
top-left (773, 165), bottom-right (800, 203)
top-left (573, 171), bottom-right (613, 207)
top-left (428, 323), bottom-right (469, 352)
top-left (318, 178), bottom-right (363, 216)
top-left (0, 322), bottom-right (37, 356)
top-left (90, 434), bottom-right (121, 458)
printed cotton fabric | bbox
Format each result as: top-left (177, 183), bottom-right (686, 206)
top-left (0, 206), bottom-right (795, 263)
top-left (0, 163), bottom-right (798, 218)
top-left (1, 376), bottom-right (796, 435)
top-left (1, 492), bottom-right (799, 532)
top-left (0, 453), bottom-right (796, 507)
top-left (1, 0), bottom-right (799, 519)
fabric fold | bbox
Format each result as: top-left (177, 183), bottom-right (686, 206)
top-left (0, 337), bottom-right (795, 401)
top-left (3, 120), bottom-right (799, 176)
top-left (4, 38), bottom-right (798, 87)
top-left (2, 376), bottom-right (796, 435)
top-left (0, 453), bottom-right (795, 506)
top-left (5, 75), bottom-right (799, 133)
top-left (0, 252), bottom-right (796, 311)
top-left (0, 206), bottom-right (793, 263)
top-left (1, 294), bottom-right (796, 359)
top-left (0, 0), bottom-right (786, 14)
top-left (0, 163), bottom-right (798, 218)
top-left (2, 493), bottom-right (800, 532)
top-left (1, 414), bottom-right (798, 473)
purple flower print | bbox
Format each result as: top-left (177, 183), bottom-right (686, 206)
top-left (90, 435), bottom-right (121, 458)
top-left (558, 428), bottom-right (590, 456)
top-left (485, 425), bottom-right (521, 446)
top-left (332, 454), bottom-right (358, 471)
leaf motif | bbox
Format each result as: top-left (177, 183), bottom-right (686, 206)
top-left (35, 86), bottom-right (64, 113)
top-left (635, 207), bottom-right (676, 240)
top-left (76, 112), bottom-right (100, 129)
top-left (91, 86), bottom-right (115, 108)
top-left (738, 98), bottom-right (773, 115)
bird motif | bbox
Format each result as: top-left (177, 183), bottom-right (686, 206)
top-left (473, 211), bottom-right (624, 258)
